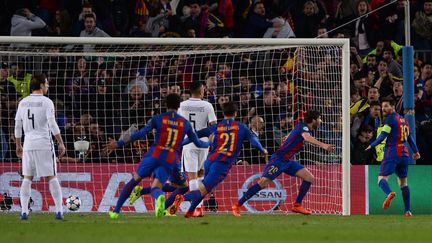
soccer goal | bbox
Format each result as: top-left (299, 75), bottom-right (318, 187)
top-left (0, 37), bottom-right (350, 215)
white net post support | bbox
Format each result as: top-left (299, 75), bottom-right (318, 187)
top-left (0, 37), bottom-right (350, 215)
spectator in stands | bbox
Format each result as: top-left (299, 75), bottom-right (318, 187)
top-left (317, 26), bottom-right (329, 38)
top-left (216, 94), bottom-right (231, 119)
top-left (7, 62), bottom-right (32, 98)
top-left (125, 69), bottom-right (148, 95)
top-left (351, 101), bottom-right (381, 138)
top-left (123, 85), bottom-right (146, 125)
top-left (350, 86), bottom-right (380, 118)
top-left (48, 10), bottom-right (72, 36)
top-left (205, 75), bottom-right (217, 105)
top-left (243, 2), bottom-right (282, 38)
top-left (71, 3), bottom-right (99, 36)
top-left (416, 62), bottom-right (432, 98)
top-left (273, 113), bottom-right (294, 146)
top-left (382, 46), bottom-right (403, 78)
top-left (183, 0), bottom-right (226, 38)
top-left (169, 83), bottom-right (181, 95)
top-left (387, 80), bottom-right (404, 115)
top-left (0, 62), bottom-right (16, 101)
top-left (87, 122), bottom-right (107, 162)
top-left (351, 125), bottom-right (374, 165)
top-left (415, 78), bottom-right (432, 122)
top-left (239, 74), bottom-right (263, 98)
top-left (10, 8), bottom-right (46, 37)
top-left (373, 60), bottom-right (395, 98)
top-left (91, 79), bottom-right (120, 135)
top-left (239, 115), bottom-right (267, 165)
top-left (79, 14), bottom-right (110, 52)
top-left (351, 0), bottom-right (378, 56)
top-left (353, 71), bottom-right (369, 98)
top-left (42, 45), bottom-right (67, 100)
top-left (363, 54), bottom-right (378, 73)
top-left (293, 0), bottom-right (326, 38)
top-left (412, 0), bottom-right (432, 51)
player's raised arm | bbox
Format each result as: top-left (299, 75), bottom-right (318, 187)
top-left (103, 118), bottom-right (156, 154)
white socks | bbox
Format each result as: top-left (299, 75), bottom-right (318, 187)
top-left (20, 178), bottom-right (32, 215)
top-left (49, 178), bottom-right (63, 214)
top-left (197, 177), bottom-right (204, 208)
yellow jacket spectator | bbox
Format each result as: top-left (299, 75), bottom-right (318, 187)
top-left (7, 73), bottom-right (32, 98)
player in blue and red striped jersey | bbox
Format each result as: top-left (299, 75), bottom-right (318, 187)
top-left (366, 97), bottom-right (421, 216)
top-left (171, 101), bottom-right (268, 218)
top-left (102, 93), bottom-right (210, 219)
top-left (232, 110), bottom-right (335, 216)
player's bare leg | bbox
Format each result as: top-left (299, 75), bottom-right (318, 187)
top-left (292, 168), bottom-right (314, 215)
top-left (397, 177), bottom-right (411, 216)
top-left (20, 175), bottom-right (33, 220)
top-left (47, 175), bottom-right (64, 220)
top-left (378, 175), bottom-right (396, 209)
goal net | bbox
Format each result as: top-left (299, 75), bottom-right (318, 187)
top-left (0, 37), bottom-right (350, 215)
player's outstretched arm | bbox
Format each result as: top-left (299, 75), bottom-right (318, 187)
top-left (182, 125), bottom-right (214, 146)
top-left (366, 125), bottom-right (390, 151)
top-left (103, 119), bottom-right (156, 155)
top-left (185, 126), bottom-right (211, 148)
top-left (302, 133), bottom-right (335, 151)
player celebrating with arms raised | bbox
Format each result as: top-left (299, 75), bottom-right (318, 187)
top-left (366, 97), bottom-right (420, 216)
top-left (103, 93), bottom-right (210, 218)
top-left (15, 74), bottom-right (66, 220)
top-left (172, 101), bottom-right (268, 218)
top-left (232, 110), bottom-right (335, 216)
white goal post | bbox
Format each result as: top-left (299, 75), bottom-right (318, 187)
top-left (0, 37), bottom-right (350, 215)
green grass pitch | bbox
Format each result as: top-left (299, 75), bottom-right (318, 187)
top-left (1, 213), bottom-right (432, 242)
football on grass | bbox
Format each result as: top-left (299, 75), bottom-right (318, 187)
top-left (66, 195), bottom-right (81, 211)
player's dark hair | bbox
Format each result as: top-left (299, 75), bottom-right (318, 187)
top-left (304, 110), bottom-right (321, 123)
top-left (165, 93), bottom-right (181, 110)
top-left (222, 101), bottom-right (238, 116)
top-left (30, 73), bottom-right (47, 92)
top-left (381, 97), bottom-right (395, 106)
top-left (189, 80), bottom-right (203, 94)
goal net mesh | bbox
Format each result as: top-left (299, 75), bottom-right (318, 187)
top-left (0, 40), bottom-right (343, 214)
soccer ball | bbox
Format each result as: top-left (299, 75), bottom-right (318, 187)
top-left (66, 195), bottom-right (81, 211)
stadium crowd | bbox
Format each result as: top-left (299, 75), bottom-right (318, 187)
top-left (0, 0), bottom-right (431, 165)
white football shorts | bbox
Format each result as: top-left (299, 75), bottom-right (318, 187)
top-left (22, 150), bottom-right (57, 177)
top-left (181, 148), bottom-right (208, 173)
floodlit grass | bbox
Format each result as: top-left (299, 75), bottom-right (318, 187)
top-left (1, 213), bottom-right (431, 242)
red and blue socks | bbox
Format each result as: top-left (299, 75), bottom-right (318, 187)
top-left (238, 183), bottom-right (262, 206)
top-left (295, 181), bottom-right (312, 204)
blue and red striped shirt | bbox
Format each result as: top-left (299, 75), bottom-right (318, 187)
top-left (117, 111), bottom-right (208, 164)
top-left (371, 112), bottom-right (419, 160)
top-left (190, 118), bottom-right (265, 164)
top-left (275, 122), bottom-right (311, 161)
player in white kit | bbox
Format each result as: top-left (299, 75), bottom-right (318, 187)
top-left (14, 73), bottom-right (66, 220)
top-left (178, 81), bottom-right (217, 216)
